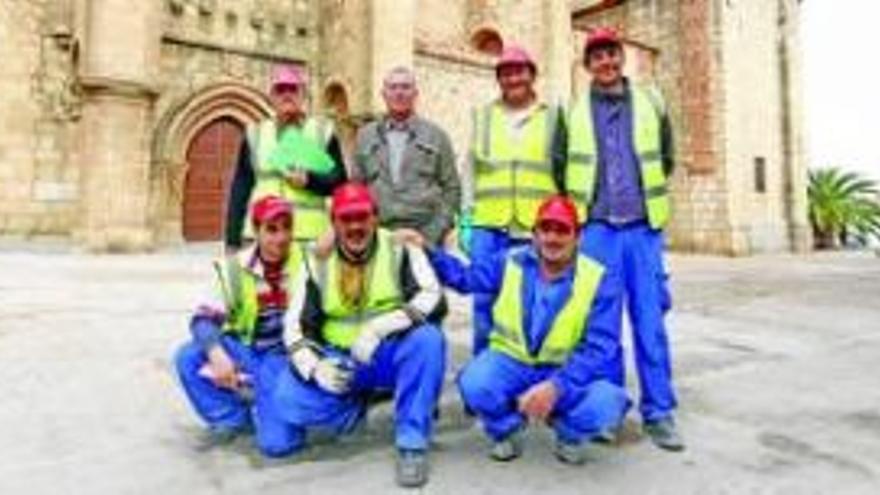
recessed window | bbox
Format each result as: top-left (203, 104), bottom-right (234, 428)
top-left (754, 157), bottom-right (767, 193)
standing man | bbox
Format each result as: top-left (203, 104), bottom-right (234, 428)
top-left (271, 182), bottom-right (446, 488)
top-left (175, 196), bottom-right (302, 457)
top-left (463, 44), bottom-right (566, 356)
top-left (225, 64), bottom-right (347, 251)
top-left (352, 66), bottom-right (461, 247)
top-left (565, 27), bottom-right (682, 450)
top-left (421, 196), bottom-right (628, 464)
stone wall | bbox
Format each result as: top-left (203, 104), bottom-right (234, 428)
top-left (0, 0), bottom-right (81, 238)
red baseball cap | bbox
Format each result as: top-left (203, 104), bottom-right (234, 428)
top-left (585, 27), bottom-right (622, 54)
top-left (270, 64), bottom-right (307, 92)
top-left (536, 195), bottom-right (579, 231)
top-left (251, 195), bottom-right (293, 225)
top-left (331, 182), bottom-right (376, 218)
top-left (495, 44), bottom-right (537, 75)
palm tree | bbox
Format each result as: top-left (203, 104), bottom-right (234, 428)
top-left (808, 167), bottom-right (880, 249)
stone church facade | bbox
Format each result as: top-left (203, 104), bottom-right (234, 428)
top-left (0, 0), bottom-right (809, 254)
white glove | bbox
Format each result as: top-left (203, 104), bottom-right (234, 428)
top-left (350, 326), bottom-right (383, 364)
top-left (313, 357), bottom-right (353, 394)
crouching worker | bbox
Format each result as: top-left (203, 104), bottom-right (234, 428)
top-left (272, 182), bottom-right (446, 488)
top-left (425, 195), bottom-right (629, 465)
top-left (175, 195), bottom-right (303, 457)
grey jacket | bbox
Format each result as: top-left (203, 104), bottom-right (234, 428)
top-left (353, 115), bottom-right (461, 245)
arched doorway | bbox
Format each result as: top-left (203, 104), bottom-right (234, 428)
top-left (182, 117), bottom-right (243, 241)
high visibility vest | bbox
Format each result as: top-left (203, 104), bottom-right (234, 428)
top-left (489, 253), bottom-right (604, 365)
top-left (313, 229), bottom-right (404, 349)
top-left (212, 246), bottom-right (303, 345)
top-left (244, 116), bottom-right (334, 241)
top-left (470, 102), bottom-right (559, 230)
top-left (565, 86), bottom-right (670, 229)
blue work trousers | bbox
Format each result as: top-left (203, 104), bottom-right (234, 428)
top-left (579, 221), bottom-right (677, 421)
top-left (271, 323), bottom-right (446, 452)
top-left (174, 335), bottom-right (298, 457)
top-left (458, 350), bottom-right (629, 444)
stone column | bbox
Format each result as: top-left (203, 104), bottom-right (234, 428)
top-left (778, 0), bottom-right (811, 252)
top-left (541, 0), bottom-right (573, 105)
top-left (368, 0), bottom-right (415, 112)
top-left (76, 0), bottom-right (161, 251)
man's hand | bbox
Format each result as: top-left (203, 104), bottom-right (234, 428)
top-left (313, 229), bottom-right (336, 259)
top-left (517, 380), bottom-right (559, 421)
top-left (393, 228), bottom-right (427, 248)
top-left (285, 170), bottom-right (308, 188)
top-left (206, 345), bottom-right (240, 390)
top-left (313, 357), bottom-right (353, 394)
top-left (350, 326), bottom-right (382, 364)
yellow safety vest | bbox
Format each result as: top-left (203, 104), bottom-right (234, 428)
top-left (212, 246), bottom-right (303, 345)
top-left (470, 102), bottom-right (559, 230)
top-left (565, 86), bottom-right (670, 229)
top-left (489, 253), bottom-right (604, 365)
top-left (313, 229), bottom-right (403, 349)
top-left (244, 116), bottom-right (334, 241)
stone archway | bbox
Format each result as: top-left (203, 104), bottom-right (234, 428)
top-left (151, 83), bottom-right (272, 243)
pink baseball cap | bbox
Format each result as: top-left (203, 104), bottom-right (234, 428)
top-left (270, 64), bottom-right (307, 91)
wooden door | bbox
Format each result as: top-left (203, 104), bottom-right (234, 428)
top-left (182, 117), bottom-right (243, 241)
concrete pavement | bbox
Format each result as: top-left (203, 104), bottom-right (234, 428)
top-left (0, 244), bottom-right (878, 494)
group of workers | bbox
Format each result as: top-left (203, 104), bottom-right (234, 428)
top-left (173, 27), bottom-right (683, 488)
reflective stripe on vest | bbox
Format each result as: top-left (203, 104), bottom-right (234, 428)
top-left (565, 86), bottom-right (670, 229)
top-left (213, 246), bottom-right (302, 345)
top-left (489, 254), bottom-right (604, 365)
top-left (317, 230), bottom-right (403, 349)
top-left (244, 117), bottom-right (334, 241)
top-left (471, 103), bottom-right (558, 229)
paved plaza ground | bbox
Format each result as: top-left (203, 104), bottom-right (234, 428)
top-left (0, 242), bottom-right (878, 494)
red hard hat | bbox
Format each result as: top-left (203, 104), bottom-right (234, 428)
top-left (536, 195), bottom-right (579, 230)
top-left (495, 44), bottom-right (537, 75)
top-left (251, 195), bottom-right (293, 226)
top-left (331, 182), bottom-right (376, 218)
top-left (585, 27), bottom-right (621, 54)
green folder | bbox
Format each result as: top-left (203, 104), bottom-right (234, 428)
top-left (266, 127), bottom-right (335, 175)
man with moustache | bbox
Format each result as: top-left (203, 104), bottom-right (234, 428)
top-left (565, 27), bottom-right (682, 450)
top-left (270, 182), bottom-right (446, 488)
top-left (421, 195), bottom-right (628, 465)
top-left (352, 66), bottom-right (461, 247)
top-left (175, 196), bottom-right (304, 457)
top-left (225, 64), bottom-right (346, 251)
top-left (463, 44), bottom-right (566, 356)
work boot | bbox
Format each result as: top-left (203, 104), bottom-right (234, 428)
top-left (396, 449), bottom-right (429, 488)
top-left (554, 440), bottom-right (588, 465)
top-left (194, 424), bottom-right (248, 451)
top-left (590, 427), bottom-right (617, 445)
top-left (490, 429), bottom-right (524, 462)
top-left (644, 418), bottom-right (685, 452)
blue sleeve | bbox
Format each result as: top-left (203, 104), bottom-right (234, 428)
top-left (427, 248), bottom-right (506, 295)
top-left (551, 273), bottom-right (620, 406)
top-left (190, 315), bottom-right (224, 352)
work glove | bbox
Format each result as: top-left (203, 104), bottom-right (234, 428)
top-left (350, 325), bottom-right (383, 364)
top-left (313, 357), bottom-right (354, 395)
top-left (457, 210), bottom-right (473, 255)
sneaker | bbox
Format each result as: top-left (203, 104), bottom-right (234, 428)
top-left (644, 418), bottom-right (685, 452)
top-left (554, 440), bottom-right (588, 465)
top-left (490, 429), bottom-right (524, 462)
top-left (396, 449), bottom-right (429, 488)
